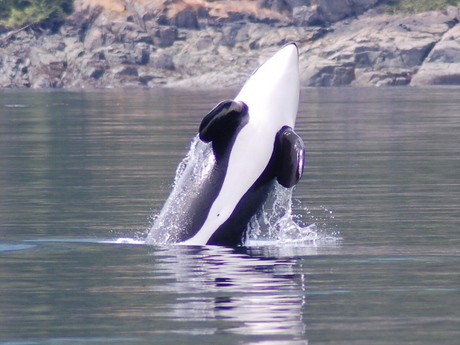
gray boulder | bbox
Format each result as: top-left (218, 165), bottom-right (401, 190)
top-left (299, 10), bottom-right (457, 86)
top-left (411, 18), bottom-right (460, 85)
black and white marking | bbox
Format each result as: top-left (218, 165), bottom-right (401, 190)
top-left (146, 43), bottom-right (305, 246)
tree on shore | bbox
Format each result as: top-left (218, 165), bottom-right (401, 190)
top-left (0, 0), bottom-right (73, 29)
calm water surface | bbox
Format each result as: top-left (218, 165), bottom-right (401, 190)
top-left (1, 87), bottom-right (459, 344)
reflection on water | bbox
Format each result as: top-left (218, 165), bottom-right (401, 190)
top-left (150, 246), bottom-right (307, 339)
top-left (2, 239), bottom-right (459, 345)
top-left (0, 241), bottom-right (312, 344)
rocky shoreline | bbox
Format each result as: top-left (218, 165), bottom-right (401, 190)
top-left (1, 0), bottom-right (460, 89)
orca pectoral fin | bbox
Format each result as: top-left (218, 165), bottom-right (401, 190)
top-left (199, 100), bottom-right (248, 143)
top-left (275, 126), bottom-right (305, 188)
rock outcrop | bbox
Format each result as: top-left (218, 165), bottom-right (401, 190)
top-left (411, 18), bottom-right (460, 85)
top-left (1, 0), bottom-right (460, 88)
top-left (301, 7), bottom-right (460, 86)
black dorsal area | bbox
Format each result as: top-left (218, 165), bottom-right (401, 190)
top-left (199, 100), bottom-right (249, 160)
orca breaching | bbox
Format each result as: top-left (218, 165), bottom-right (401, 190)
top-left (146, 43), bottom-right (305, 247)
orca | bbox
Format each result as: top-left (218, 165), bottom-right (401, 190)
top-left (146, 43), bottom-right (305, 247)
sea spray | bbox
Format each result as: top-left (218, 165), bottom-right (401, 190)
top-left (245, 182), bottom-right (319, 246)
top-left (147, 136), bottom-right (215, 244)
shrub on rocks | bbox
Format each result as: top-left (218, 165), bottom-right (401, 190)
top-left (0, 0), bottom-right (73, 29)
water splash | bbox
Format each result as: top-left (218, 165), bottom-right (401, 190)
top-left (148, 135), bottom-right (339, 247)
top-left (147, 136), bottom-right (215, 244)
top-left (245, 183), bottom-right (321, 247)
top-left (172, 135), bottom-right (215, 189)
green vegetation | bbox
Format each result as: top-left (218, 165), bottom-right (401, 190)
top-left (386, 0), bottom-right (460, 14)
top-left (0, 0), bottom-right (73, 29)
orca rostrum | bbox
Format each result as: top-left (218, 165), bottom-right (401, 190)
top-left (146, 43), bottom-right (305, 247)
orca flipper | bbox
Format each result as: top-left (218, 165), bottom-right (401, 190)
top-left (275, 126), bottom-right (305, 188)
top-left (199, 100), bottom-right (249, 159)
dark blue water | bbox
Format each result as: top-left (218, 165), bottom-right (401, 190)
top-left (1, 87), bottom-right (460, 344)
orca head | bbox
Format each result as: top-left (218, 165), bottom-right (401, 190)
top-left (234, 43), bottom-right (300, 129)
